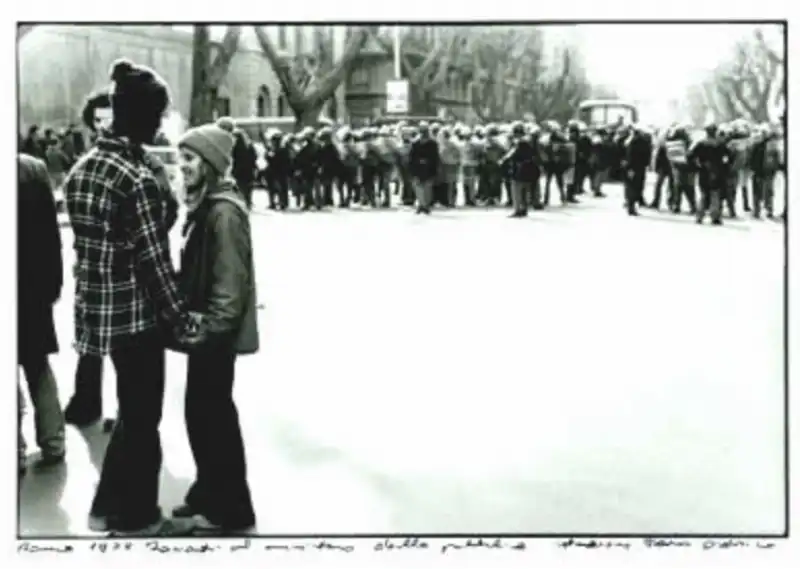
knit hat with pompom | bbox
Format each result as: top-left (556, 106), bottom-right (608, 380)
top-left (178, 117), bottom-right (236, 176)
top-left (109, 59), bottom-right (170, 123)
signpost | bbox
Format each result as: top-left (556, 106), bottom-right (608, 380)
top-left (386, 79), bottom-right (409, 114)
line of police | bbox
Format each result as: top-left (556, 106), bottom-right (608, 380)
top-left (239, 117), bottom-right (784, 223)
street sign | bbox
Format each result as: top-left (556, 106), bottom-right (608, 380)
top-left (386, 79), bottom-right (409, 114)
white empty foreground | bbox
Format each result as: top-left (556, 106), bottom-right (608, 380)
top-left (20, 183), bottom-right (785, 536)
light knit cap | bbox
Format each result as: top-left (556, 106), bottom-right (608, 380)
top-left (179, 117), bottom-right (235, 175)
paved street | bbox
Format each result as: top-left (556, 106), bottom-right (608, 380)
top-left (20, 180), bottom-right (786, 537)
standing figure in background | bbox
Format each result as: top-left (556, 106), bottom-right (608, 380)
top-left (689, 123), bottom-right (731, 226)
top-left (459, 125), bottom-right (481, 207)
top-left (621, 125), bottom-right (651, 216)
top-left (665, 124), bottom-right (696, 215)
top-left (408, 122), bottom-right (439, 215)
top-left (18, 153), bottom-right (67, 476)
top-left (439, 126), bottom-right (461, 207)
top-left (648, 129), bottom-right (674, 210)
top-left (231, 129), bottom-right (257, 210)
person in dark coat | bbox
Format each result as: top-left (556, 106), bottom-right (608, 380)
top-left (621, 126), bottom-right (651, 216)
top-left (408, 122), bottom-right (440, 214)
top-left (688, 123), bottom-right (734, 225)
top-left (18, 153), bottom-right (67, 475)
top-left (231, 129), bottom-right (257, 209)
top-left (499, 121), bottom-right (539, 217)
top-left (172, 117), bottom-right (258, 534)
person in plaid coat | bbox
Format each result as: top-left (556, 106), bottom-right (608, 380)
top-left (65, 90), bottom-right (177, 433)
top-left (63, 59), bottom-right (198, 537)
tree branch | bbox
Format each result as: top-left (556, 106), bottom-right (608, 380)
top-left (304, 26), bottom-right (377, 108)
top-left (253, 26), bottom-right (305, 108)
top-left (208, 25), bottom-right (241, 87)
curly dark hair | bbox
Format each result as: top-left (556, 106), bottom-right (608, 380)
top-left (81, 91), bottom-right (112, 131)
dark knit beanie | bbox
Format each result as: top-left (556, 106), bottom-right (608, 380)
top-left (109, 59), bottom-right (170, 136)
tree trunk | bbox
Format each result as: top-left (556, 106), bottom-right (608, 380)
top-left (190, 26), bottom-right (214, 126)
top-left (294, 104), bottom-right (325, 130)
top-left (189, 25), bottom-right (240, 126)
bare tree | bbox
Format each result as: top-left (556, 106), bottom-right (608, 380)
top-left (700, 26), bottom-right (785, 123)
top-left (189, 25), bottom-right (241, 126)
top-left (254, 25), bottom-right (377, 128)
top-left (465, 27), bottom-right (589, 124)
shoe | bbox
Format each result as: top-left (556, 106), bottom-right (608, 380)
top-left (34, 453), bottom-right (65, 470)
top-left (64, 399), bottom-right (102, 428)
top-left (173, 504), bottom-right (255, 535)
top-left (107, 517), bottom-right (197, 537)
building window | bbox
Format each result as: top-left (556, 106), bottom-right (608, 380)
top-left (257, 85), bottom-right (271, 117)
top-left (350, 67), bottom-right (369, 88)
top-left (278, 26), bottom-right (287, 49)
top-left (278, 93), bottom-right (288, 117)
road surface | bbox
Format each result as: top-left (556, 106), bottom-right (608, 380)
top-left (21, 181), bottom-right (786, 536)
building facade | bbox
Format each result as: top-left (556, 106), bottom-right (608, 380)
top-left (18, 25), bottom-right (472, 131)
top-left (18, 24), bottom-right (347, 130)
top-left (344, 26), bottom-right (472, 122)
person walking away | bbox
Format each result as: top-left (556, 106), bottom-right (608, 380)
top-left (749, 124), bottom-right (781, 219)
top-left (621, 125), bottom-right (651, 216)
top-left (482, 125), bottom-right (506, 206)
top-left (408, 122), bottom-right (439, 215)
top-left (718, 124), bottom-right (741, 218)
top-left (541, 121), bottom-right (569, 206)
top-left (689, 123), bottom-right (732, 226)
top-left (648, 130), bottom-right (674, 210)
top-left (18, 153), bottom-right (67, 475)
top-left (589, 127), bottom-right (611, 198)
top-left (499, 121), bottom-right (538, 217)
top-left (665, 125), bottom-right (697, 214)
top-left (316, 127), bottom-right (341, 207)
top-left (63, 59), bottom-right (199, 536)
top-left (439, 127), bottom-right (461, 207)
top-left (173, 117), bottom-right (258, 534)
top-left (396, 127), bottom-right (415, 206)
top-left (231, 129), bottom-right (256, 210)
top-left (459, 126), bottom-right (481, 207)
top-left (375, 126), bottom-right (396, 208)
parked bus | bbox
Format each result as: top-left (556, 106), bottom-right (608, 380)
top-left (578, 99), bottom-right (639, 130)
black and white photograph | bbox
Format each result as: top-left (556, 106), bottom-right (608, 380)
top-left (11, 8), bottom-right (790, 551)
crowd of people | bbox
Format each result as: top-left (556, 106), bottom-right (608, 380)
top-left (241, 117), bottom-right (786, 223)
top-left (17, 56), bottom-right (786, 538)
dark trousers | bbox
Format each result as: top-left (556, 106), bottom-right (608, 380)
top-left (511, 180), bottom-right (530, 214)
top-left (625, 170), bottom-right (646, 213)
top-left (544, 168), bottom-right (566, 204)
top-left (68, 353), bottom-right (104, 416)
top-left (752, 173), bottom-right (776, 217)
top-left (90, 330), bottom-right (165, 529)
top-left (697, 180), bottom-right (722, 223)
top-left (184, 347), bottom-right (255, 528)
top-left (651, 170), bottom-right (673, 208)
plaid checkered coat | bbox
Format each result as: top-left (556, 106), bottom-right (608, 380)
top-left (64, 135), bottom-right (186, 355)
